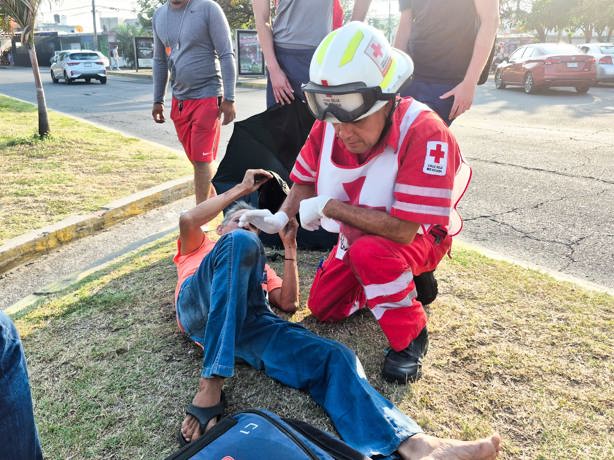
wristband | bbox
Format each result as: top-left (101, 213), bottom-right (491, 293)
top-left (284, 258), bottom-right (295, 261)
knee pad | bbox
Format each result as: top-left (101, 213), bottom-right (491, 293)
top-left (414, 271), bottom-right (438, 306)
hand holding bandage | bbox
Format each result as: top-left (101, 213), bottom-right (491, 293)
top-left (239, 210), bottom-right (289, 234)
top-left (299, 196), bottom-right (332, 231)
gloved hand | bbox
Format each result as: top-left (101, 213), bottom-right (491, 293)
top-left (299, 196), bottom-right (332, 231)
top-left (239, 210), bottom-right (289, 234)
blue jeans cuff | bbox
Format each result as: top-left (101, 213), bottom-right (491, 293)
top-left (202, 363), bottom-right (235, 379)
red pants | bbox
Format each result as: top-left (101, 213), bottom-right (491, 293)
top-left (308, 231), bottom-right (452, 351)
top-left (171, 97), bottom-right (221, 163)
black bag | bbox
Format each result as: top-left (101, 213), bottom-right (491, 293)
top-left (165, 409), bottom-right (368, 460)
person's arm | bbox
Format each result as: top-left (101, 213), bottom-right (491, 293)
top-left (208, 2), bottom-right (236, 125)
top-left (350, 0), bottom-right (372, 21)
top-left (252, 0), bottom-right (294, 105)
top-left (440, 0), bottom-right (500, 120)
top-left (178, 169), bottom-right (273, 254)
top-left (268, 218), bottom-right (299, 312)
top-left (280, 183), bottom-right (317, 220)
top-left (152, 12), bottom-right (168, 123)
top-left (393, 8), bottom-right (413, 50)
top-left (323, 200), bottom-right (420, 244)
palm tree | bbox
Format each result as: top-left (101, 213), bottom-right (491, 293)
top-left (0, 0), bottom-right (51, 137)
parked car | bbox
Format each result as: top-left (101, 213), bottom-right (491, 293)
top-left (51, 50), bottom-right (109, 68)
top-left (578, 43), bottom-right (614, 83)
top-left (50, 50), bottom-right (107, 84)
top-left (494, 43), bottom-right (596, 94)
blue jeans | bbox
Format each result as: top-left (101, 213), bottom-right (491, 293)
top-left (266, 45), bottom-right (315, 109)
top-left (401, 78), bottom-right (457, 126)
top-left (176, 230), bottom-right (422, 457)
top-left (0, 311), bottom-right (43, 460)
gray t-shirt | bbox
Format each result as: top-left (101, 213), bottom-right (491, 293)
top-left (153, 0), bottom-right (235, 103)
top-left (273, 0), bottom-right (333, 50)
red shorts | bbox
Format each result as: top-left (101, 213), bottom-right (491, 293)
top-left (171, 97), bottom-right (221, 163)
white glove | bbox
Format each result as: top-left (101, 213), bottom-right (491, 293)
top-left (299, 196), bottom-right (332, 231)
top-left (239, 210), bottom-right (289, 234)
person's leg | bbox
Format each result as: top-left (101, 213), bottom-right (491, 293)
top-left (307, 246), bottom-right (366, 321)
top-left (189, 97), bottom-right (221, 203)
top-left (401, 79), bottom-right (456, 126)
top-left (176, 230), bottom-right (270, 442)
top-left (345, 234), bottom-right (452, 383)
top-left (266, 46), bottom-right (315, 108)
top-left (0, 311), bottom-right (43, 460)
top-left (236, 312), bottom-right (422, 458)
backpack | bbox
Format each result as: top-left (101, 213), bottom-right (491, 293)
top-left (165, 409), bottom-right (369, 460)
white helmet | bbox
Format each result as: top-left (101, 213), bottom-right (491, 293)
top-left (303, 21), bottom-right (414, 123)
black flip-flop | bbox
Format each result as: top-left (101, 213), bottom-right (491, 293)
top-left (178, 390), bottom-right (227, 447)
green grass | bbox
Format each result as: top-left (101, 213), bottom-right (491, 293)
top-left (12, 237), bottom-right (613, 459)
top-left (0, 95), bottom-right (192, 245)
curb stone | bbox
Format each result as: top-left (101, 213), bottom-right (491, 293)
top-left (106, 70), bottom-right (267, 89)
top-left (0, 176), bottom-right (194, 274)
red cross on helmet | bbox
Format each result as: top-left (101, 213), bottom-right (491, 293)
top-left (303, 21), bottom-right (414, 123)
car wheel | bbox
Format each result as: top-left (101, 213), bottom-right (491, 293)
top-left (523, 72), bottom-right (536, 94)
top-left (50, 70), bottom-right (59, 84)
top-left (64, 71), bottom-right (73, 85)
top-left (575, 85), bottom-right (589, 94)
top-left (85, 77), bottom-right (91, 84)
top-left (494, 70), bottom-right (506, 89)
top-left (99, 77), bottom-right (107, 85)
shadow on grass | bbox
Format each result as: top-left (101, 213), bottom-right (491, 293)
top-left (15, 236), bottom-right (614, 460)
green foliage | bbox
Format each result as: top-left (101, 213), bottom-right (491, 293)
top-left (503, 0), bottom-right (614, 42)
top-left (136, 0), bottom-right (254, 31)
top-left (112, 22), bottom-right (148, 68)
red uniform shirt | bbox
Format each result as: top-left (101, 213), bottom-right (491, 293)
top-left (290, 97), bottom-right (463, 229)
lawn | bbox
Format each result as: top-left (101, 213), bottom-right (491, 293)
top-left (12, 236), bottom-right (613, 460)
top-left (0, 94), bottom-right (192, 245)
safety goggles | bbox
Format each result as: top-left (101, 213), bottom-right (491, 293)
top-left (302, 82), bottom-right (395, 123)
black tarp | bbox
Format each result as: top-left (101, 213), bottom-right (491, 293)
top-left (213, 100), bottom-right (337, 251)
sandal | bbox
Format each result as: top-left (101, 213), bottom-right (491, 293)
top-left (178, 390), bottom-right (227, 446)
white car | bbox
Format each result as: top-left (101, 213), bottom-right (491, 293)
top-left (50, 50), bottom-right (107, 84)
top-left (579, 43), bottom-right (614, 83)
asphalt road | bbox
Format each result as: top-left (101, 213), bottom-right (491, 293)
top-left (1, 66), bottom-right (613, 291)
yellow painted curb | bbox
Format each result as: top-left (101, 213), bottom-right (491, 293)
top-left (0, 176), bottom-right (194, 274)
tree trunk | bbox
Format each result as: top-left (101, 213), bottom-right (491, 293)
top-left (583, 25), bottom-right (592, 43)
top-left (27, 43), bottom-right (50, 137)
top-left (607, 27), bottom-right (612, 42)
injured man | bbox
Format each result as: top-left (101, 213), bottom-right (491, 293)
top-left (171, 168), bottom-right (501, 459)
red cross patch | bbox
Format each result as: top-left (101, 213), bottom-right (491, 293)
top-left (364, 37), bottom-right (391, 76)
top-left (423, 141), bottom-right (448, 176)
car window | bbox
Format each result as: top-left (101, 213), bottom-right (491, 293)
top-left (537, 44), bottom-right (579, 55)
top-left (68, 53), bottom-right (99, 61)
top-left (580, 46), bottom-right (589, 54)
top-left (523, 47), bottom-right (535, 59)
top-left (599, 45), bottom-right (614, 55)
top-left (509, 47), bottom-right (525, 61)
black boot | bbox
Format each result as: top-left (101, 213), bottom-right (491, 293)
top-left (382, 326), bottom-right (429, 384)
top-left (414, 271), bottom-right (438, 305)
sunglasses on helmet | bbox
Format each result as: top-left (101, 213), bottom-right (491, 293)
top-left (302, 82), bottom-right (396, 123)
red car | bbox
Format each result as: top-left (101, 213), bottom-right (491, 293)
top-left (495, 43), bottom-right (596, 94)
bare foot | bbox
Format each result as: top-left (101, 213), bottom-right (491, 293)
top-left (398, 432), bottom-right (501, 460)
top-left (180, 376), bottom-right (224, 443)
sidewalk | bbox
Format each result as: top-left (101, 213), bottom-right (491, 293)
top-left (107, 69), bottom-right (267, 89)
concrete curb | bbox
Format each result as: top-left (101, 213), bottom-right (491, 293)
top-left (106, 70), bottom-right (267, 89)
top-left (0, 176), bottom-right (194, 275)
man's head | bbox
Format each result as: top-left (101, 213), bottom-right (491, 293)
top-left (169, 0), bottom-right (189, 9)
top-left (217, 202), bottom-right (258, 236)
top-left (303, 22), bottom-right (414, 154)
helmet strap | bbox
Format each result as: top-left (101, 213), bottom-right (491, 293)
top-left (375, 98), bottom-right (399, 146)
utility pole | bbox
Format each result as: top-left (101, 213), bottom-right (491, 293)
top-left (91, 0), bottom-right (98, 50)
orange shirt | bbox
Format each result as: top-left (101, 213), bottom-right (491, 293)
top-left (173, 234), bottom-right (283, 303)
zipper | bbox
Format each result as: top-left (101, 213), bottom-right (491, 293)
top-left (242, 410), bottom-right (319, 460)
